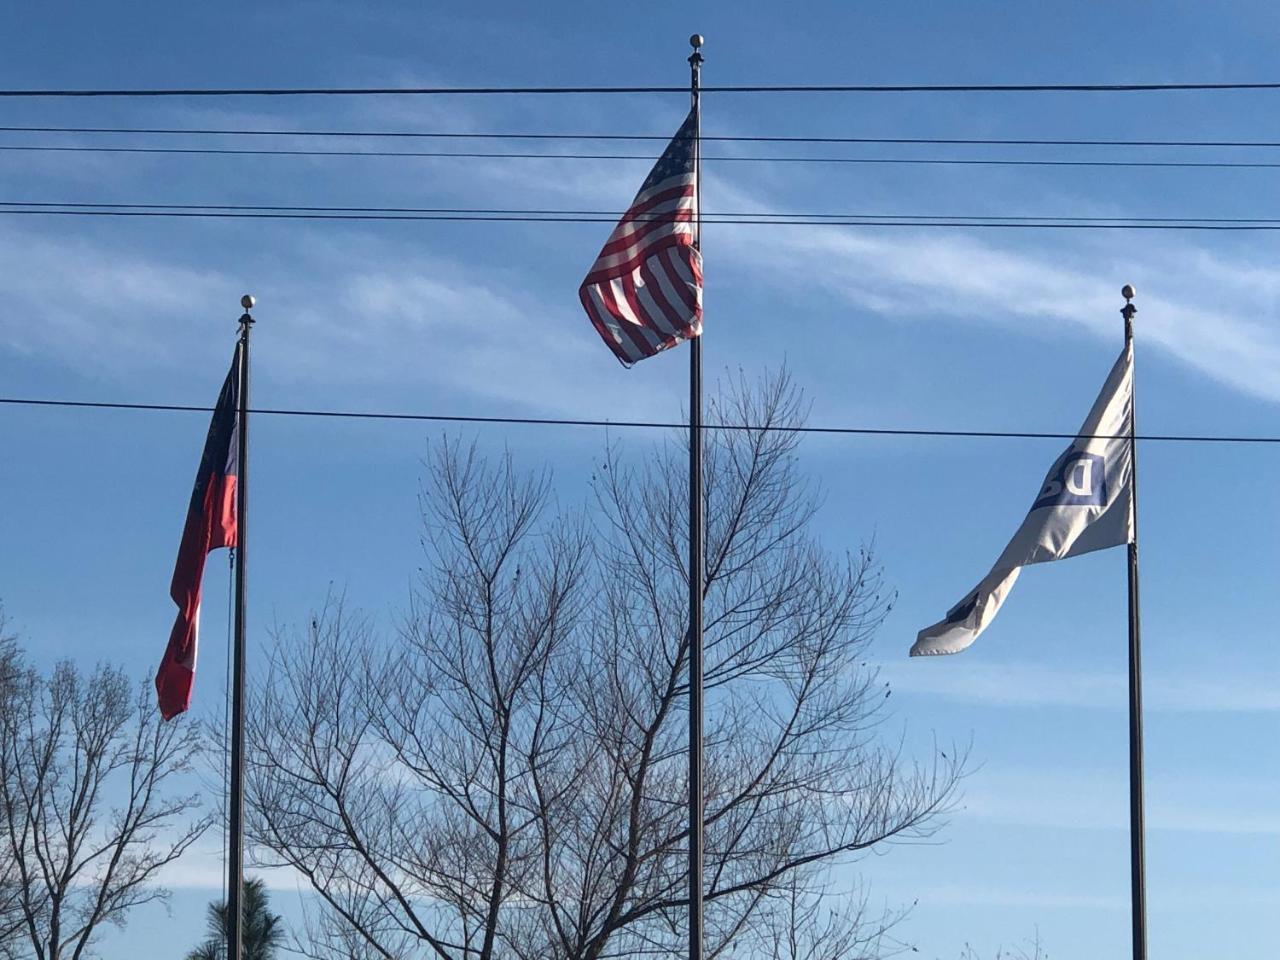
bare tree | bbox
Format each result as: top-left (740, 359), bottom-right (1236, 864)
top-left (0, 608), bottom-right (24, 959)
top-left (751, 874), bottom-right (911, 960)
top-left (956, 932), bottom-right (1047, 960)
top-left (0, 645), bottom-right (211, 960)
top-left (247, 371), bottom-right (963, 960)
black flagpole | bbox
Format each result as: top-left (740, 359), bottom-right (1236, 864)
top-left (1122, 283), bottom-right (1147, 960)
top-left (687, 32), bottom-right (705, 960)
top-left (227, 293), bottom-right (254, 960)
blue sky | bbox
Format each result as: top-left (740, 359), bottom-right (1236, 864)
top-left (2, 2), bottom-right (1279, 958)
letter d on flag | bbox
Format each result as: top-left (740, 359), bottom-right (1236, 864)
top-left (912, 344), bottom-right (1134, 656)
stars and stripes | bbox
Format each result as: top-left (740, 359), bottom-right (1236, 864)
top-left (155, 344), bottom-right (240, 719)
top-left (579, 110), bottom-right (702, 365)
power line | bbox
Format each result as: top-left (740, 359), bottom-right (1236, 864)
top-left (10, 143), bottom-right (1280, 171)
top-left (11, 124), bottom-right (1280, 149)
top-left (1, 396), bottom-right (1277, 446)
top-left (7, 200), bottom-right (1280, 225)
top-left (5, 81), bottom-right (1280, 97)
top-left (7, 206), bottom-right (1280, 230)
top-left (12, 199), bottom-right (1280, 229)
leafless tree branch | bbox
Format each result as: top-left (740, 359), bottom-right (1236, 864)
top-left (247, 371), bottom-right (964, 960)
top-left (0, 638), bottom-right (212, 960)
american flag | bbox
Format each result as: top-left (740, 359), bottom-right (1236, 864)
top-left (579, 110), bottom-right (702, 365)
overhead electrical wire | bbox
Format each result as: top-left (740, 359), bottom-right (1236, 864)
top-left (5, 89), bottom-right (1278, 438)
top-left (5, 203), bottom-right (1280, 230)
top-left (1, 91), bottom-right (1277, 440)
top-left (10, 200), bottom-right (1280, 225)
top-left (9, 124), bottom-right (1280, 149)
top-left (2, 396), bottom-right (1277, 446)
top-left (5, 80), bottom-right (1280, 97)
top-left (9, 142), bottom-right (1280, 169)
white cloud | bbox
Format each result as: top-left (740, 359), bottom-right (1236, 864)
top-left (10, 117), bottom-right (1280, 420)
top-left (958, 767), bottom-right (1280, 836)
top-left (0, 224), bottom-right (684, 422)
top-left (156, 838), bottom-right (306, 892)
top-left (0, 228), bottom-right (227, 373)
top-left (909, 882), bottom-right (1125, 911)
top-left (881, 659), bottom-right (1280, 713)
top-left (903, 877), bottom-right (1280, 911)
top-left (711, 180), bottom-right (1280, 404)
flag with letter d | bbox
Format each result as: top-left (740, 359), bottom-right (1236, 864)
top-left (155, 345), bottom-right (240, 718)
top-left (912, 344), bottom-right (1134, 656)
top-left (579, 110), bottom-right (702, 365)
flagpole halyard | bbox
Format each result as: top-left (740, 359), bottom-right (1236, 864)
top-left (686, 31), bottom-right (706, 960)
top-left (1122, 284), bottom-right (1148, 960)
top-left (227, 293), bottom-right (254, 960)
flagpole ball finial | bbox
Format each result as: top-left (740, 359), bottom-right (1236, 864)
top-left (240, 294), bottom-right (255, 311)
top-left (1121, 284), bottom-right (1137, 330)
top-left (690, 34), bottom-right (704, 48)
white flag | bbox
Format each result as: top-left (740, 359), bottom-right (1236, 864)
top-left (912, 344), bottom-right (1135, 657)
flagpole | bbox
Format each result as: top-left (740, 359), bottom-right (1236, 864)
top-left (227, 293), bottom-right (254, 960)
top-left (686, 32), bottom-right (705, 960)
top-left (1122, 283), bottom-right (1147, 960)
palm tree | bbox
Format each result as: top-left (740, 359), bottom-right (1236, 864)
top-left (185, 877), bottom-right (285, 960)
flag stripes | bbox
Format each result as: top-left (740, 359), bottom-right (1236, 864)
top-left (580, 111), bottom-right (702, 365)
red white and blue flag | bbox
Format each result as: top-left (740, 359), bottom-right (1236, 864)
top-left (155, 345), bottom-right (240, 719)
top-left (579, 110), bottom-right (702, 365)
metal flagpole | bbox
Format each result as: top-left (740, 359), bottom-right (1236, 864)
top-left (227, 293), bottom-right (255, 960)
top-left (687, 32), bottom-right (705, 960)
top-left (1121, 283), bottom-right (1147, 960)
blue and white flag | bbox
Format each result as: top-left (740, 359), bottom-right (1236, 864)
top-left (912, 344), bottom-right (1135, 656)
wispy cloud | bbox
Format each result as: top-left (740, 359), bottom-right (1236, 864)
top-left (908, 882), bottom-right (1125, 911)
top-left (0, 224), bottom-right (685, 422)
top-left (0, 228), bottom-right (227, 374)
top-left (10, 104), bottom-right (1280, 418)
top-left (958, 767), bottom-right (1280, 836)
top-left (712, 180), bottom-right (1280, 404)
top-left (156, 838), bottom-right (306, 892)
top-left (882, 659), bottom-right (1280, 713)
top-left (902, 876), bottom-right (1280, 911)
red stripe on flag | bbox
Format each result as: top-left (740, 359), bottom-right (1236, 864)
top-left (595, 278), bottom-right (661, 358)
top-left (581, 282), bottom-right (649, 364)
top-left (597, 200), bottom-right (694, 259)
top-left (579, 285), bottom-right (641, 365)
top-left (156, 474), bottom-right (237, 719)
top-left (619, 270), bottom-right (678, 339)
top-left (583, 233), bottom-right (696, 288)
top-left (657, 245), bottom-right (700, 316)
top-left (626, 182), bottom-right (696, 219)
top-left (637, 257), bottom-right (683, 335)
